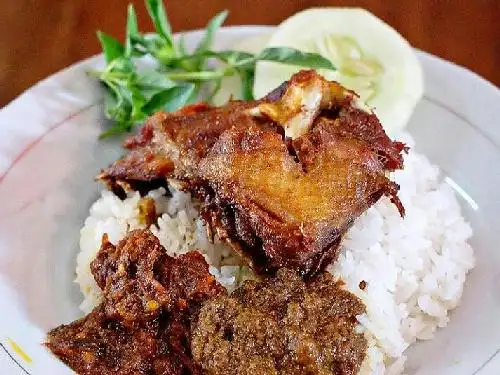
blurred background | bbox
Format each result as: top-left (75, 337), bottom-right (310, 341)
top-left (1, 0), bottom-right (499, 106)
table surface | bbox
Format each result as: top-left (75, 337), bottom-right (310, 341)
top-left (1, 0), bottom-right (499, 106)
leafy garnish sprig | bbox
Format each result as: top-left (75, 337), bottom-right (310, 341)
top-left (93, 0), bottom-right (335, 137)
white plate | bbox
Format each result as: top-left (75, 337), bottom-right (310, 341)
top-left (0, 26), bottom-right (499, 375)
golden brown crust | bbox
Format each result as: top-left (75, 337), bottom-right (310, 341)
top-left (99, 71), bottom-right (405, 276)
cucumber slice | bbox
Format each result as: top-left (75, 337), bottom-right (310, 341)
top-left (254, 8), bottom-right (423, 136)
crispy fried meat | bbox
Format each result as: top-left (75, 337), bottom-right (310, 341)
top-left (46, 230), bottom-right (224, 375)
top-left (99, 71), bottom-right (405, 276)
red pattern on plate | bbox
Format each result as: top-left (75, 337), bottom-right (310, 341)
top-left (0, 104), bottom-right (97, 185)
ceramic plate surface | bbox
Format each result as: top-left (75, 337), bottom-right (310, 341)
top-left (0, 26), bottom-right (499, 375)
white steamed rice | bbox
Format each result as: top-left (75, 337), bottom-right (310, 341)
top-left (75, 133), bottom-right (474, 374)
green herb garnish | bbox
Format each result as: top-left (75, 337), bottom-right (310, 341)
top-left (92, 0), bottom-right (335, 137)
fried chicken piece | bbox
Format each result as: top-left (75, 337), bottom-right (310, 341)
top-left (99, 70), bottom-right (405, 276)
top-left (100, 101), bottom-right (258, 194)
top-left (46, 230), bottom-right (224, 375)
top-left (191, 268), bottom-right (367, 375)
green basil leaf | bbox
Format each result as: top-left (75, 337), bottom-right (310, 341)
top-left (136, 71), bottom-right (176, 90)
top-left (103, 88), bottom-right (132, 127)
top-left (194, 10), bottom-right (229, 68)
top-left (165, 70), bottom-right (226, 81)
top-left (104, 90), bottom-right (119, 118)
top-left (257, 47), bottom-right (336, 70)
top-left (125, 4), bottom-right (139, 57)
top-left (157, 50), bottom-right (255, 70)
top-left (145, 0), bottom-right (173, 47)
top-left (142, 84), bottom-right (195, 114)
top-left (155, 51), bottom-right (209, 66)
top-left (197, 50), bottom-right (255, 66)
top-left (107, 72), bottom-right (136, 102)
top-left (107, 56), bottom-right (135, 74)
top-left (217, 50), bottom-right (256, 69)
top-left (135, 71), bottom-right (176, 100)
top-left (95, 5), bottom-right (341, 139)
top-left (132, 34), bottom-right (158, 53)
top-left (130, 87), bottom-right (147, 121)
top-left (97, 31), bottom-right (124, 64)
top-left (216, 50), bottom-right (254, 62)
top-left (239, 69), bottom-right (255, 101)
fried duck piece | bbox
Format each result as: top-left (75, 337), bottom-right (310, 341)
top-left (46, 230), bottom-right (224, 375)
top-left (99, 71), bottom-right (405, 276)
top-left (191, 269), bottom-right (368, 375)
